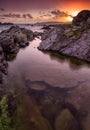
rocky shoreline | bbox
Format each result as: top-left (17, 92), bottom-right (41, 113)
top-left (0, 25), bottom-right (37, 82)
top-left (38, 10), bottom-right (90, 62)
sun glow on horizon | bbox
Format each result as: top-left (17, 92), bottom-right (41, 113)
top-left (66, 10), bottom-right (79, 22)
top-left (67, 16), bottom-right (73, 22)
top-left (71, 11), bottom-right (79, 17)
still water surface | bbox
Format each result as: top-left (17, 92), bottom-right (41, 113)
top-left (7, 37), bottom-right (90, 88)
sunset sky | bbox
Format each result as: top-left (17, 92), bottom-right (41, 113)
top-left (0, 0), bottom-right (90, 23)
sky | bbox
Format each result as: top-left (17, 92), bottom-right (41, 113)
top-left (0, 0), bottom-right (90, 23)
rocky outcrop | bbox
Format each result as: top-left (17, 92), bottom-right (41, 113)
top-left (72, 10), bottom-right (90, 26)
top-left (38, 10), bottom-right (90, 62)
top-left (0, 26), bottom-right (35, 53)
top-left (0, 26), bottom-right (35, 82)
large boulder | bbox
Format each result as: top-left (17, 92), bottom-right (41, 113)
top-left (72, 10), bottom-right (90, 26)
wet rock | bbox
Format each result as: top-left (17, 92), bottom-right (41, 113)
top-left (55, 109), bottom-right (80, 130)
top-left (0, 46), bottom-right (8, 82)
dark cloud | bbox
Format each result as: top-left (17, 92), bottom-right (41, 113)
top-left (22, 14), bottom-right (27, 18)
top-left (43, 14), bottom-right (52, 17)
top-left (26, 14), bottom-right (33, 19)
top-left (39, 14), bottom-right (52, 18)
top-left (0, 13), bottom-right (33, 19)
top-left (2, 13), bottom-right (21, 18)
top-left (51, 10), bottom-right (69, 17)
top-left (22, 14), bottom-right (33, 19)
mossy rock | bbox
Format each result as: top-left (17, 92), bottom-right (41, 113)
top-left (0, 96), bottom-right (12, 130)
top-left (5, 53), bottom-right (17, 61)
top-left (55, 109), bottom-right (79, 130)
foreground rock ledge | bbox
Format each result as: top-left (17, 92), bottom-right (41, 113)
top-left (38, 10), bottom-right (90, 62)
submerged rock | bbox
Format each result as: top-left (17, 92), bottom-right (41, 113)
top-left (55, 109), bottom-right (80, 130)
top-left (39, 10), bottom-right (90, 62)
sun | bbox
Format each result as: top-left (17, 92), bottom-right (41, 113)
top-left (66, 11), bottom-right (79, 22)
top-left (67, 16), bottom-right (73, 22)
top-left (71, 11), bottom-right (79, 17)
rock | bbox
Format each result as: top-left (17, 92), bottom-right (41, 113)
top-left (55, 109), bottom-right (80, 130)
top-left (14, 33), bottom-right (27, 43)
top-left (0, 72), bottom-right (3, 83)
top-left (0, 25), bottom-right (35, 83)
top-left (66, 81), bottom-right (90, 130)
top-left (72, 10), bottom-right (90, 26)
top-left (34, 31), bottom-right (43, 38)
top-left (20, 27), bottom-right (34, 41)
top-left (0, 46), bottom-right (8, 82)
top-left (0, 35), bottom-right (19, 54)
top-left (42, 25), bottom-right (51, 30)
top-left (38, 12), bottom-right (90, 62)
top-left (19, 42), bottom-right (29, 48)
top-left (0, 26), bottom-right (35, 54)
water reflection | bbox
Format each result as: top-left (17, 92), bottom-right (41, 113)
top-left (6, 37), bottom-right (90, 89)
top-left (43, 51), bottom-right (90, 70)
